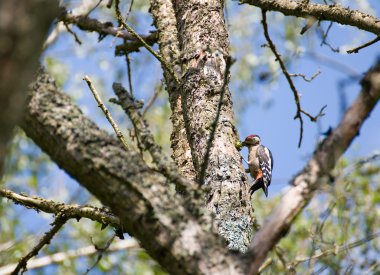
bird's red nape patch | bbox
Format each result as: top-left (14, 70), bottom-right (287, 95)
top-left (246, 134), bottom-right (257, 139)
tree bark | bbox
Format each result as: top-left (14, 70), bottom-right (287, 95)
top-left (21, 70), bottom-right (246, 275)
top-left (241, 0), bottom-right (380, 36)
top-left (172, 0), bottom-right (254, 252)
top-left (149, 0), bottom-right (196, 181)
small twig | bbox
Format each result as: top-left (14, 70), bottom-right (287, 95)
top-left (198, 56), bottom-right (232, 184)
top-left (83, 76), bottom-right (129, 151)
top-left (261, 10), bottom-right (304, 147)
top-left (114, 0), bottom-right (180, 84)
top-left (85, 0), bottom-right (103, 17)
top-left (63, 22), bottom-right (82, 45)
top-left (0, 188), bottom-right (121, 229)
top-left (106, 0), bottom-right (113, 8)
top-left (84, 234), bottom-right (116, 274)
top-left (347, 36), bottom-right (380, 54)
top-left (142, 82), bottom-right (162, 118)
top-left (291, 231), bottom-right (380, 266)
top-left (258, 257), bottom-right (273, 273)
top-left (0, 240), bottom-right (138, 274)
top-left (126, 54), bottom-right (134, 97)
top-left (319, 22), bottom-right (339, 53)
top-left (301, 105), bottom-right (327, 122)
top-left (261, 10), bottom-right (325, 147)
top-left (11, 213), bottom-right (67, 275)
top-left (290, 68), bottom-right (321, 82)
top-left (125, 0), bottom-right (135, 21)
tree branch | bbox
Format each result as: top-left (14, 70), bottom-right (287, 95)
top-left (111, 83), bottom-right (199, 196)
top-left (240, 0), bottom-right (380, 36)
top-left (347, 36), bottom-right (380, 54)
top-left (0, 188), bottom-right (121, 229)
top-left (20, 70), bottom-right (245, 275)
top-left (261, 10), bottom-right (325, 147)
top-left (246, 60), bottom-right (380, 274)
top-left (83, 75), bottom-right (129, 150)
top-left (58, 9), bottom-right (157, 43)
top-left (11, 213), bottom-right (67, 274)
top-left (0, 239), bottom-right (138, 274)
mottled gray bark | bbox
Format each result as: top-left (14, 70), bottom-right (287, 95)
top-left (21, 71), bottom-right (246, 275)
top-left (172, 0), bottom-right (253, 252)
top-left (150, 0), bottom-right (196, 181)
top-left (246, 61), bottom-right (380, 274)
top-left (241, 0), bottom-right (380, 36)
top-left (0, 0), bottom-right (57, 175)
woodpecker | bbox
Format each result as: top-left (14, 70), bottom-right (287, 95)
top-left (242, 134), bottom-right (273, 197)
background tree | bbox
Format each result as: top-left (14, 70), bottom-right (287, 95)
top-left (0, 0), bottom-right (379, 274)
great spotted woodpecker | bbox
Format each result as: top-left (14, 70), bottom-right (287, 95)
top-left (242, 134), bottom-right (273, 197)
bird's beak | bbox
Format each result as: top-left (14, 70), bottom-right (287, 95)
top-left (241, 141), bottom-right (247, 146)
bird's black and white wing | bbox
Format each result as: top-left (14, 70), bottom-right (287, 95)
top-left (257, 145), bottom-right (273, 189)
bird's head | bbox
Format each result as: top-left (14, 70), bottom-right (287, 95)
top-left (242, 134), bottom-right (261, 146)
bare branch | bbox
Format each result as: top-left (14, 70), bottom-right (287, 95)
top-left (84, 234), bottom-right (116, 275)
top-left (291, 231), bottom-right (380, 267)
top-left (0, 188), bottom-right (121, 228)
top-left (58, 9), bottom-right (157, 43)
top-left (142, 82), bottom-right (162, 118)
top-left (111, 83), bottom-right (199, 196)
top-left (83, 75), bottom-right (129, 151)
top-left (11, 213), bottom-right (67, 274)
top-left (246, 60), bottom-right (380, 274)
top-left (318, 22), bottom-right (339, 53)
top-left (114, 0), bottom-right (179, 84)
top-left (0, 240), bottom-right (138, 274)
top-left (261, 10), bottom-right (325, 147)
top-left (21, 70), bottom-right (243, 275)
top-left (63, 22), bottom-right (82, 45)
top-left (347, 36), bottom-right (380, 54)
top-left (289, 68), bottom-right (321, 82)
top-left (301, 105), bottom-right (327, 122)
top-left (240, 0), bottom-right (380, 36)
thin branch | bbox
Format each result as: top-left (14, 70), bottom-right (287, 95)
top-left (142, 82), bottom-right (162, 118)
top-left (114, 0), bottom-right (180, 84)
top-left (59, 10), bottom-right (157, 43)
top-left (240, 0), bottom-right (380, 36)
top-left (290, 68), bottom-right (321, 82)
top-left (125, 0), bottom-right (135, 21)
top-left (126, 54), bottom-right (134, 97)
top-left (83, 76), bottom-right (129, 151)
top-left (0, 240), bottom-right (138, 274)
top-left (115, 33), bottom-right (158, 55)
top-left (319, 22), bottom-right (339, 53)
top-left (261, 10), bottom-right (303, 147)
top-left (301, 105), bottom-right (327, 122)
top-left (291, 232), bottom-right (380, 266)
top-left (11, 213), bottom-right (67, 275)
top-left (347, 36), bottom-right (380, 54)
top-left (63, 22), bottom-right (82, 45)
top-left (111, 83), bottom-right (199, 195)
top-left (85, 0), bottom-right (103, 17)
top-left (84, 234), bottom-right (116, 275)
top-left (198, 56), bottom-right (232, 184)
top-left (0, 188), bottom-right (121, 228)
